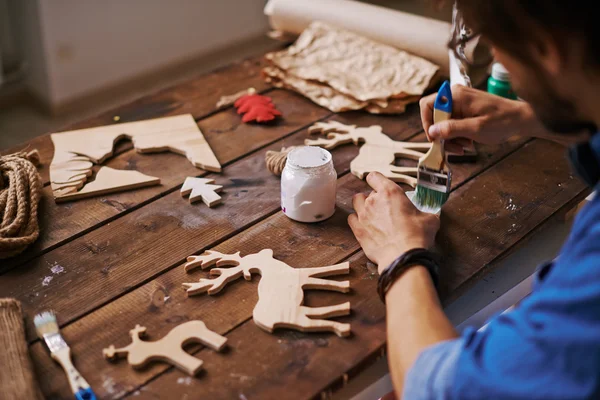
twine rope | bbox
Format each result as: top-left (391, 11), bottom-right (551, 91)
top-left (265, 146), bottom-right (298, 176)
top-left (0, 150), bottom-right (42, 259)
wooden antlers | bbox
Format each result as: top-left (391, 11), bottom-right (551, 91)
top-left (306, 121), bottom-right (432, 186)
top-left (49, 114), bottom-right (221, 202)
top-left (183, 249), bottom-right (352, 337)
top-left (103, 321), bottom-right (227, 376)
top-left (104, 251), bottom-right (352, 379)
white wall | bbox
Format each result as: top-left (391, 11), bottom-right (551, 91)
top-left (9, 0), bottom-right (52, 101)
top-left (17, 0), bottom-right (269, 107)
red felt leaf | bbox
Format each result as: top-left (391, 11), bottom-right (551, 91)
top-left (237, 101), bottom-right (277, 114)
top-left (241, 104), bottom-right (282, 123)
top-left (234, 94), bottom-right (282, 123)
top-left (234, 94), bottom-right (272, 108)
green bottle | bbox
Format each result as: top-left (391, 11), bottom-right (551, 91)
top-left (487, 63), bottom-right (518, 100)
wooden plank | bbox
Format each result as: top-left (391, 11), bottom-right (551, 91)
top-left (1, 52), bottom-right (280, 184)
top-left (437, 140), bottom-right (590, 301)
top-left (403, 133), bottom-right (529, 191)
top-left (3, 108), bottom-right (426, 343)
top-left (5, 103), bottom-right (426, 273)
top-left (2, 90), bottom-right (331, 272)
top-left (27, 128), bottom-right (528, 399)
top-left (134, 254), bottom-right (382, 400)
top-left (122, 140), bottom-right (588, 400)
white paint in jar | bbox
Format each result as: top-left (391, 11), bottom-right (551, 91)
top-left (281, 146), bottom-right (337, 223)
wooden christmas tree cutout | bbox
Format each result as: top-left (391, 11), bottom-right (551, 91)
top-left (50, 114), bottom-right (221, 202)
top-left (182, 249), bottom-right (351, 337)
top-left (103, 320), bottom-right (227, 376)
top-left (305, 121), bottom-right (432, 187)
top-left (180, 177), bottom-right (223, 207)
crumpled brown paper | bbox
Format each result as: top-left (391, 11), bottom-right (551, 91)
top-left (263, 21), bottom-right (439, 114)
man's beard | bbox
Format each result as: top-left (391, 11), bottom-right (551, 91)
top-left (517, 69), bottom-right (596, 135)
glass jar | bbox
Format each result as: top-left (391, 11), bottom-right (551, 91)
top-left (281, 146), bottom-right (337, 223)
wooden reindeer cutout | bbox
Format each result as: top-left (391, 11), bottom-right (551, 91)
top-left (305, 121), bottom-right (432, 186)
top-left (103, 320), bottom-right (227, 376)
top-left (182, 249), bottom-right (351, 337)
top-left (180, 177), bottom-right (223, 207)
top-left (50, 114), bottom-right (221, 202)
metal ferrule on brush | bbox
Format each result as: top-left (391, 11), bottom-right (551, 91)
top-left (43, 332), bottom-right (68, 353)
top-left (417, 167), bottom-right (451, 193)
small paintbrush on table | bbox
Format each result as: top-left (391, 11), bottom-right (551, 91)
top-left (34, 311), bottom-right (97, 400)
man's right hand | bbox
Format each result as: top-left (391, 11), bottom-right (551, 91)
top-left (419, 85), bottom-right (536, 152)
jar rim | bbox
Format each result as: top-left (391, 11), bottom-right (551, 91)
top-left (287, 146), bottom-right (332, 169)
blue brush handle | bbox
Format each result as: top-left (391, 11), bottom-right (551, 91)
top-left (75, 388), bottom-right (96, 400)
top-left (434, 80), bottom-right (453, 114)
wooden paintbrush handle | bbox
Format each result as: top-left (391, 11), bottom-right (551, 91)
top-left (425, 86), bottom-right (453, 170)
top-left (426, 139), bottom-right (446, 170)
top-left (51, 347), bottom-right (92, 396)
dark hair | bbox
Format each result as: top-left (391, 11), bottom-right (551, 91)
top-left (449, 1), bottom-right (598, 65)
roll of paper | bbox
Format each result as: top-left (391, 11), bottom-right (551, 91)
top-left (264, 0), bottom-right (489, 78)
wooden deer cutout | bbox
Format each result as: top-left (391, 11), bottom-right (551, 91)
top-left (50, 114), bottom-right (221, 202)
top-left (182, 249), bottom-right (351, 337)
top-left (103, 320), bottom-right (227, 376)
top-left (305, 121), bottom-right (432, 187)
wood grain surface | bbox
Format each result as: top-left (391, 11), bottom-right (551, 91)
top-left (0, 52), bottom-right (280, 185)
top-left (2, 109), bottom-right (425, 344)
top-left (0, 47), bottom-right (589, 400)
top-left (1, 90), bottom-right (331, 272)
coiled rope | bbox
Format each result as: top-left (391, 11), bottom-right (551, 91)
top-left (0, 150), bottom-right (42, 259)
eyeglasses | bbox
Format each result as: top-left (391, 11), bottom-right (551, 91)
top-left (448, 4), bottom-right (493, 69)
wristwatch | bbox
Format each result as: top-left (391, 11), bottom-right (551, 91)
top-left (377, 248), bottom-right (441, 303)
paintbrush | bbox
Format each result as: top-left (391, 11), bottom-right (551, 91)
top-left (414, 80), bottom-right (453, 209)
top-left (34, 311), bottom-right (96, 400)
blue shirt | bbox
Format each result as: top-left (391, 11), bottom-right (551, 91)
top-left (404, 134), bottom-right (600, 400)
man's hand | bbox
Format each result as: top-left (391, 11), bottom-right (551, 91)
top-left (348, 172), bottom-right (440, 274)
top-left (419, 85), bottom-right (533, 152)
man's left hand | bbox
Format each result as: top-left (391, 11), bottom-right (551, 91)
top-left (348, 172), bottom-right (440, 274)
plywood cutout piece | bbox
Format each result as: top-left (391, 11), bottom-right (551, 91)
top-left (50, 114), bottom-right (221, 202)
top-left (182, 249), bottom-right (351, 337)
top-left (54, 166), bottom-right (160, 203)
top-left (215, 87), bottom-right (256, 109)
top-left (180, 177), bottom-right (223, 207)
top-left (103, 320), bottom-right (227, 376)
top-left (306, 121), bottom-right (432, 186)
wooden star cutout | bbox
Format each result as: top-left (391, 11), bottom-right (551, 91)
top-left (180, 177), bottom-right (223, 207)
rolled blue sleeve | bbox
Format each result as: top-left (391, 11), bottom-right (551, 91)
top-left (401, 188), bottom-right (600, 400)
top-left (403, 338), bottom-right (463, 400)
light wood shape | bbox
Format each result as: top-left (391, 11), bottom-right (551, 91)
top-left (180, 177), bottom-right (223, 207)
top-left (215, 87), bottom-right (256, 109)
top-left (182, 249), bottom-right (351, 337)
top-left (50, 114), bottom-right (221, 202)
top-left (54, 167), bottom-right (160, 203)
top-left (103, 320), bottom-right (227, 376)
top-left (305, 121), bottom-right (432, 186)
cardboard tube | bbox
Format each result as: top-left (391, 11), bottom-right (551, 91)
top-left (265, 0), bottom-right (488, 77)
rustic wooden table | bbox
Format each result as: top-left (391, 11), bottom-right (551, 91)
top-left (1, 47), bottom-right (591, 399)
